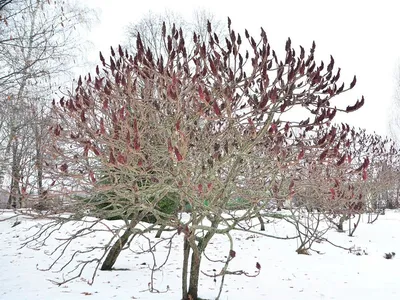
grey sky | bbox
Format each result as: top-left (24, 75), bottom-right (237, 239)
top-left (83, 0), bottom-right (400, 137)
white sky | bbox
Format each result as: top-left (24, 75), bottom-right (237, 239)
top-left (82, 0), bottom-right (400, 137)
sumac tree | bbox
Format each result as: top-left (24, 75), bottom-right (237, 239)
top-left (39, 18), bottom-right (364, 300)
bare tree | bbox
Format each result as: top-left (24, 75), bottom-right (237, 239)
top-left (0, 0), bottom-right (96, 208)
top-left (289, 125), bottom-right (400, 239)
top-left (124, 9), bottom-right (223, 61)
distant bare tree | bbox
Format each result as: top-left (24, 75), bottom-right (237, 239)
top-left (124, 9), bottom-right (223, 60)
top-left (0, 0), bottom-right (96, 208)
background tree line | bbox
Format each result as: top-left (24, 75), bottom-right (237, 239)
top-left (0, 0), bottom-right (95, 208)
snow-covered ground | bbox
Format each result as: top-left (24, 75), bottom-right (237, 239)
top-left (1, 210), bottom-right (399, 300)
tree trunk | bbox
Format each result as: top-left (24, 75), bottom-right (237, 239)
top-left (8, 176), bottom-right (20, 208)
top-left (183, 218), bottom-right (218, 300)
top-left (7, 143), bottom-right (21, 209)
top-left (187, 250), bottom-right (202, 300)
top-left (0, 141), bottom-right (11, 189)
top-left (154, 225), bottom-right (165, 238)
top-left (34, 120), bottom-right (44, 197)
top-left (349, 214), bottom-right (361, 236)
top-left (182, 238), bottom-right (190, 300)
top-left (257, 214), bottom-right (265, 231)
top-left (101, 228), bottom-right (133, 270)
top-left (337, 215), bottom-right (347, 232)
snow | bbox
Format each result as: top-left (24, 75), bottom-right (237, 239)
top-left (1, 210), bottom-right (400, 300)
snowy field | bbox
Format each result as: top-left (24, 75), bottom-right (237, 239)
top-left (1, 210), bottom-right (400, 300)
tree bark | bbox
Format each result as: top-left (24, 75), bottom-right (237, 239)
top-left (187, 250), bottom-right (202, 300)
top-left (184, 219), bottom-right (218, 299)
top-left (34, 120), bottom-right (44, 197)
top-left (7, 143), bottom-right (21, 208)
top-left (182, 238), bottom-right (190, 300)
top-left (337, 215), bottom-right (348, 232)
top-left (154, 225), bottom-right (165, 238)
top-left (257, 214), bottom-right (265, 231)
top-left (101, 228), bottom-right (133, 270)
top-left (349, 214), bottom-right (361, 236)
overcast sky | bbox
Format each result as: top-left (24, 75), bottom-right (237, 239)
top-left (82, 0), bottom-right (400, 138)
